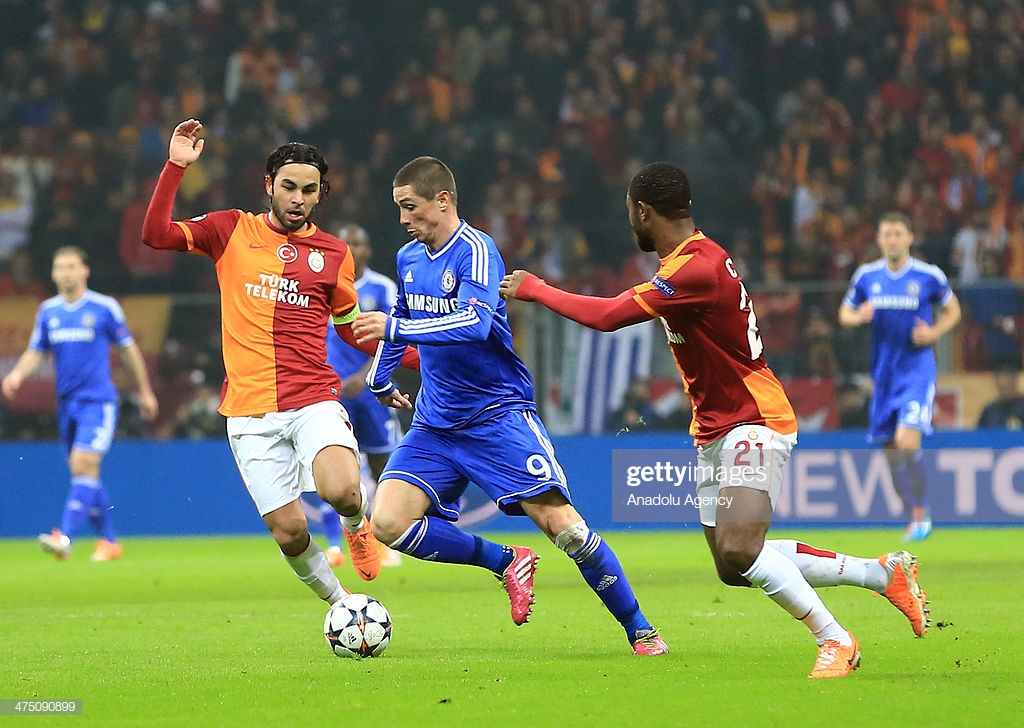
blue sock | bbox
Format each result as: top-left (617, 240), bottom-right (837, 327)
top-left (319, 501), bottom-right (343, 549)
top-left (60, 477), bottom-right (97, 541)
top-left (88, 484), bottom-right (117, 543)
top-left (890, 457), bottom-right (915, 513)
top-left (392, 517), bottom-right (514, 573)
top-left (568, 531), bottom-right (652, 642)
top-left (905, 451), bottom-right (928, 509)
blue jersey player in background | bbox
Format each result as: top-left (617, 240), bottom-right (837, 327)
top-left (1, 246), bottom-right (158, 560)
top-left (840, 212), bottom-right (961, 541)
top-left (317, 223), bottom-right (403, 569)
top-left (352, 156), bottom-right (667, 655)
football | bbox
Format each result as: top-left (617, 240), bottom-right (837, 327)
top-left (324, 593), bottom-right (392, 658)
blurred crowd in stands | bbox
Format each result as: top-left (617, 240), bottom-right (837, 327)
top-left (2, 0), bottom-right (1024, 439)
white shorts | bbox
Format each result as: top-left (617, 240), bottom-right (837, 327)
top-left (695, 424), bottom-right (798, 527)
top-left (227, 400), bottom-right (359, 517)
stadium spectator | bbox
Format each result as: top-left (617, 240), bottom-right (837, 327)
top-left (959, 250), bottom-right (1024, 370)
top-left (752, 255), bottom-right (802, 377)
top-left (836, 377), bottom-right (872, 430)
top-left (839, 211), bottom-right (961, 542)
top-left (0, 165), bottom-right (34, 266)
top-left (951, 207), bottom-right (993, 284)
top-left (515, 197), bottom-right (587, 285)
top-left (353, 155), bottom-right (669, 656)
top-left (604, 378), bottom-right (663, 435)
top-left (977, 364), bottom-right (1024, 429)
top-left (141, 119), bottom-right (418, 605)
top-left (1, 246), bottom-right (158, 561)
top-left (503, 162), bottom-right (931, 678)
top-left (170, 378), bottom-right (224, 440)
top-left (0, 249), bottom-right (47, 298)
top-left (117, 177), bottom-right (176, 292)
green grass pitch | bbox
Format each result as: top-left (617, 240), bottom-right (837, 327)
top-left (1, 528), bottom-right (1020, 727)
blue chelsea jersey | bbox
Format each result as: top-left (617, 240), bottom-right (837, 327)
top-left (844, 258), bottom-right (953, 387)
top-left (29, 290), bottom-right (135, 400)
top-left (326, 268), bottom-right (399, 379)
top-left (368, 220), bottom-right (535, 429)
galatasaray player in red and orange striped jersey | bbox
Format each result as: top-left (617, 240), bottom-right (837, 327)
top-left (501, 162), bottom-right (930, 678)
top-left (142, 119), bottom-right (417, 607)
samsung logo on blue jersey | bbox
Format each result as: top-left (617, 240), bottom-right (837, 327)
top-left (49, 328), bottom-right (96, 343)
top-left (407, 293), bottom-right (458, 314)
top-left (650, 276), bottom-right (676, 297)
top-left (870, 295), bottom-right (919, 310)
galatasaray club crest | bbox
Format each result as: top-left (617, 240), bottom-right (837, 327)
top-left (308, 249), bottom-right (325, 273)
top-left (277, 243), bottom-right (299, 263)
top-left (441, 268), bottom-right (456, 293)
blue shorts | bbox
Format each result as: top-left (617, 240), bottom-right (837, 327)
top-left (57, 398), bottom-right (119, 457)
top-left (341, 387), bottom-right (401, 455)
top-left (380, 408), bottom-right (571, 520)
top-left (869, 379), bottom-right (935, 444)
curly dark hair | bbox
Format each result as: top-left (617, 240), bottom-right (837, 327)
top-left (265, 142), bottom-right (330, 200)
top-left (627, 162), bottom-right (691, 220)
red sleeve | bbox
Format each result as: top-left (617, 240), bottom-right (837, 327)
top-left (333, 323), bottom-right (420, 370)
top-left (515, 274), bottom-right (653, 332)
top-left (141, 162), bottom-right (190, 251)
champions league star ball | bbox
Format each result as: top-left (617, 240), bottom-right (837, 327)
top-left (324, 593), bottom-right (392, 658)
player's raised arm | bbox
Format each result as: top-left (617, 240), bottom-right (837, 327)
top-left (168, 119), bottom-right (205, 168)
top-left (141, 119), bottom-right (206, 251)
top-left (500, 269), bottom-right (652, 332)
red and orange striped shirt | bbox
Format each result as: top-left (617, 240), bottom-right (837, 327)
top-left (630, 231), bottom-right (797, 444)
top-left (144, 162), bottom-right (358, 416)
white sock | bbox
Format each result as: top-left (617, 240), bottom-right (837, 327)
top-left (341, 482), bottom-right (369, 532)
top-left (742, 543), bottom-right (849, 646)
top-left (767, 539), bottom-right (888, 592)
top-left (283, 536), bottom-right (348, 603)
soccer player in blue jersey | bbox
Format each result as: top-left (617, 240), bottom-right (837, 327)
top-left (318, 223), bottom-right (403, 568)
top-left (352, 156), bottom-right (667, 655)
top-left (1, 246), bottom-right (159, 561)
top-left (839, 212), bottom-right (961, 541)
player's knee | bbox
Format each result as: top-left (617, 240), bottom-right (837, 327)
top-left (894, 438), bottom-right (919, 454)
top-left (554, 520), bottom-right (597, 559)
top-left (714, 563), bottom-right (751, 587)
top-left (312, 447), bottom-right (361, 498)
top-left (717, 539), bottom-right (758, 577)
top-left (370, 510), bottom-right (410, 547)
top-left (321, 483), bottom-right (362, 513)
top-left (268, 518), bottom-right (309, 555)
top-left (320, 481), bottom-right (368, 521)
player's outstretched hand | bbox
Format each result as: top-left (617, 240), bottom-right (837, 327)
top-left (353, 311), bottom-right (388, 345)
top-left (499, 269), bottom-right (534, 300)
top-left (377, 389), bottom-right (413, 410)
top-left (169, 119), bottom-right (205, 168)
